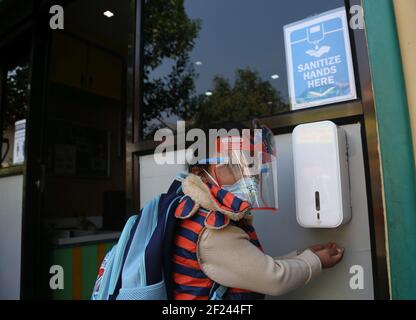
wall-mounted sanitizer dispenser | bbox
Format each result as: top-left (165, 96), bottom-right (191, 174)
top-left (292, 121), bottom-right (351, 228)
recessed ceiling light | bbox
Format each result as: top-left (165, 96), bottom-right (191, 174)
top-left (205, 91), bottom-right (213, 96)
top-left (104, 11), bottom-right (114, 18)
top-left (271, 74), bottom-right (280, 80)
top-left (195, 61), bottom-right (203, 66)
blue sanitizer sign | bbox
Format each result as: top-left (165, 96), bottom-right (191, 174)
top-left (284, 7), bottom-right (357, 110)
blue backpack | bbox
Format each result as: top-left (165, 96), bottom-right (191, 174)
top-left (91, 175), bottom-right (228, 300)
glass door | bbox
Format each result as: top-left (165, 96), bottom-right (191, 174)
top-left (0, 30), bottom-right (31, 300)
top-left (34, 0), bottom-right (136, 299)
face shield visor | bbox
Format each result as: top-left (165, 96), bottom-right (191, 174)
top-left (200, 123), bottom-right (278, 213)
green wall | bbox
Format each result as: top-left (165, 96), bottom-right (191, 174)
top-left (50, 242), bottom-right (114, 300)
top-left (363, 0), bottom-right (416, 299)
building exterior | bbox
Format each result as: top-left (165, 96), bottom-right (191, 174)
top-left (0, 0), bottom-right (415, 300)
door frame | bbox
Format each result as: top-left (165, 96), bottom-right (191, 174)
top-left (20, 1), bottom-right (52, 299)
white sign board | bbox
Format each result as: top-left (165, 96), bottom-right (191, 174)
top-left (284, 7), bottom-right (357, 110)
top-left (13, 119), bottom-right (26, 165)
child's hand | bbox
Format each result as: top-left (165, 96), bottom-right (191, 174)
top-left (309, 243), bottom-right (326, 253)
top-left (309, 242), bottom-right (336, 253)
top-left (313, 243), bottom-right (344, 269)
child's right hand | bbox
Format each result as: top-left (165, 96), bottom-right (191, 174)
top-left (313, 243), bottom-right (344, 269)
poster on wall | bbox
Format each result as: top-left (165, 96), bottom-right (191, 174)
top-left (49, 120), bottom-right (111, 178)
top-left (13, 119), bottom-right (26, 165)
top-left (284, 7), bottom-right (357, 111)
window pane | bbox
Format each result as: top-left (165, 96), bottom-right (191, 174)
top-left (42, 0), bottom-right (135, 237)
top-left (1, 59), bottom-right (30, 168)
top-left (0, 0), bottom-right (34, 36)
top-left (141, 0), bottom-right (346, 139)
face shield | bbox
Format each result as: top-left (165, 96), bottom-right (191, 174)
top-left (199, 121), bottom-right (278, 213)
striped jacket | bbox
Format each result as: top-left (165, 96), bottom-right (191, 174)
top-left (172, 181), bottom-right (265, 300)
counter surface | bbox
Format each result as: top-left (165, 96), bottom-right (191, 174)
top-left (52, 231), bottom-right (121, 247)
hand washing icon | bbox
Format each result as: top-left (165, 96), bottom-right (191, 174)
top-left (306, 24), bottom-right (331, 58)
top-left (306, 46), bottom-right (331, 58)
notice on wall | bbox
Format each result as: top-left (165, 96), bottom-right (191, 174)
top-left (284, 7), bottom-right (357, 110)
top-left (13, 119), bottom-right (26, 165)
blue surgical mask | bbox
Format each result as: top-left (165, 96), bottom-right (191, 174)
top-left (222, 177), bottom-right (259, 205)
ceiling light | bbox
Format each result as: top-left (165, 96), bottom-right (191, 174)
top-left (104, 11), bottom-right (114, 18)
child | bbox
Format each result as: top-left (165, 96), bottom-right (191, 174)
top-left (170, 121), bottom-right (344, 300)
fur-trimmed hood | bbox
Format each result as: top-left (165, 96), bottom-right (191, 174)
top-left (180, 173), bottom-right (252, 224)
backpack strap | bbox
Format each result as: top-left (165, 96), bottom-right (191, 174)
top-left (161, 179), bottom-right (185, 300)
top-left (108, 193), bottom-right (163, 299)
top-left (106, 213), bottom-right (141, 300)
top-left (108, 212), bottom-right (142, 300)
top-left (209, 283), bottom-right (229, 300)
